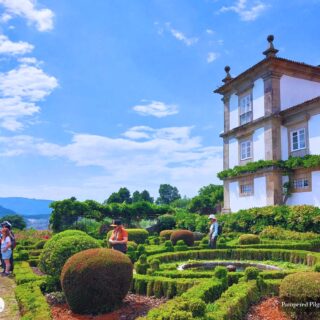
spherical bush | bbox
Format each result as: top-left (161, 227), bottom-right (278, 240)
top-left (170, 230), bottom-right (194, 246)
top-left (40, 233), bottom-right (101, 277)
top-left (160, 230), bottom-right (175, 240)
top-left (238, 234), bottom-right (260, 245)
top-left (61, 248), bottom-right (133, 314)
top-left (39, 230), bottom-right (90, 274)
top-left (280, 272), bottom-right (320, 319)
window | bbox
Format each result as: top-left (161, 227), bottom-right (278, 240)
top-left (290, 128), bottom-right (306, 151)
top-left (239, 179), bottom-right (254, 196)
top-left (291, 171), bottom-right (311, 193)
top-left (239, 94), bottom-right (252, 125)
top-left (240, 140), bottom-right (252, 160)
top-left (293, 178), bottom-right (309, 190)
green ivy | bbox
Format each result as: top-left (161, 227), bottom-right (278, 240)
top-left (217, 154), bottom-right (320, 179)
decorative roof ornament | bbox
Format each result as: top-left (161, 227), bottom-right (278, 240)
top-left (263, 35), bottom-right (279, 58)
top-left (222, 65), bottom-right (232, 83)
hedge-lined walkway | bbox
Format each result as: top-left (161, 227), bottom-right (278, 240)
top-left (0, 276), bottom-right (21, 319)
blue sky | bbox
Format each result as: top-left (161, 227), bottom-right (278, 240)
top-left (0, 0), bottom-right (319, 202)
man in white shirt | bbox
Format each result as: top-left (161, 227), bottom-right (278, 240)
top-left (208, 214), bottom-right (219, 249)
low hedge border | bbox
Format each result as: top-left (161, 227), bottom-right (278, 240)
top-left (140, 277), bottom-right (228, 319)
top-left (147, 249), bottom-right (320, 267)
top-left (15, 280), bottom-right (51, 320)
top-left (13, 261), bottom-right (44, 285)
top-left (206, 280), bottom-right (260, 320)
top-left (131, 274), bottom-right (198, 298)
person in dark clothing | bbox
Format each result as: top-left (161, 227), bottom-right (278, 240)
top-left (1, 221), bottom-right (15, 273)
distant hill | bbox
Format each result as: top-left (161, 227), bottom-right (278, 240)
top-left (0, 197), bottom-right (53, 216)
top-left (0, 205), bottom-right (16, 217)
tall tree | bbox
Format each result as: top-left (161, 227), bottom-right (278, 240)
top-left (189, 184), bottom-right (223, 215)
top-left (0, 214), bottom-right (26, 230)
top-left (156, 184), bottom-right (181, 205)
top-left (106, 187), bottom-right (132, 204)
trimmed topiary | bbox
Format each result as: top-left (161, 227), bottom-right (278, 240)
top-left (61, 248), bottom-right (133, 314)
top-left (280, 272), bottom-right (320, 319)
top-left (39, 230), bottom-right (90, 273)
top-left (314, 264), bottom-right (320, 272)
top-left (238, 234), bottom-right (260, 245)
top-left (170, 230), bottom-right (194, 246)
top-left (193, 232), bottom-right (205, 241)
top-left (214, 266), bottom-right (228, 279)
top-left (244, 267), bottom-right (260, 280)
top-left (160, 230), bottom-right (175, 240)
top-left (39, 233), bottom-right (101, 277)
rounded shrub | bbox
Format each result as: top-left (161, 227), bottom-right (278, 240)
top-left (158, 214), bottom-right (176, 231)
top-left (61, 248), bottom-right (133, 314)
top-left (170, 230), bottom-right (194, 246)
top-left (193, 232), bottom-right (205, 241)
top-left (127, 241), bottom-right (138, 250)
top-left (245, 267), bottom-right (260, 280)
top-left (238, 234), bottom-right (260, 245)
top-left (39, 233), bottom-right (101, 277)
top-left (160, 230), bottom-right (175, 240)
top-left (214, 266), bottom-right (228, 279)
top-left (314, 264), bottom-right (320, 272)
top-left (280, 272), bottom-right (320, 319)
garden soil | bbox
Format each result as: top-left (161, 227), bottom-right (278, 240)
top-left (50, 294), bottom-right (167, 320)
top-left (246, 297), bottom-right (291, 320)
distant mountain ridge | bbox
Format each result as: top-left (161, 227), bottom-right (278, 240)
top-left (0, 197), bottom-right (53, 216)
top-left (0, 205), bottom-right (16, 216)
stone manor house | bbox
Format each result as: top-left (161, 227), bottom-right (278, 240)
top-left (215, 36), bottom-right (320, 213)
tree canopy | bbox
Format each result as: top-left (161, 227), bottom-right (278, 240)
top-left (0, 214), bottom-right (26, 230)
top-left (156, 184), bottom-right (181, 205)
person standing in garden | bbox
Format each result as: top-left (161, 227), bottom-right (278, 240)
top-left (109, 219), bottom-right (128, 254)
top-left (0, 221), bottom-right (15, 273)
top-left (1, 227), bottom-right (12, 276)
top-left (208, 214), bottom-right (219, 249)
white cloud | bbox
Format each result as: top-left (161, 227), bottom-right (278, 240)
top-left (164, 23), bottom-right (198, 46)
top-left (206, 29), bottom-right (214, 34)
top-left (0, 34), bottom-right (33, 55)
top-left (207, 52), bottom-right (219, 63)
top-left (0, 64), bottom-right (58, 131)
top-left (0, 0), bottom-right (54, 31)
top-left (132, 100), bottom-right (179, 118)
top-left (219, 0), bottom-right (268, 21)
top-left (0, 127), bottom-right (223, 200)
top-left (18, 57), bottom-right (40, 65)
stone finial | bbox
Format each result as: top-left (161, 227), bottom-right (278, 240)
top-left (263, 34), bottom-right (279, 58)
top-left (222, 65), bottom-right (232, 83)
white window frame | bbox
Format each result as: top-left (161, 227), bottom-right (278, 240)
top-left (290, 128), bottom-right (306, 152)
top-left (239, 94), bottom-right (252, 126)
top-left (239, 179), bottom-right (254, 197)
top-left (293, 178), bottom-right (309, 190)
top-left (240, 140), bottom-right (252, 160)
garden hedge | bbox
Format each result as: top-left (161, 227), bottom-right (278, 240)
top-left (239, 234), bottom-right (260, 245)
top-left (170, 230), bottom-right (194, 246)
top-left (39, 234), bottom-right (101, 277)
top-left (147, 249), bottom-right (320, 267)
top-left (61, 248), bottom-right (133, 314)
top-left (280, 272), bottom-right (320, 319)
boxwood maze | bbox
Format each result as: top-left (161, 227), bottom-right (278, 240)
top-left (133, 248), bottom-right (320, 320)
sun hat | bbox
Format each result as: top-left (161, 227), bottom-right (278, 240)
top-left (0, 221), bottom-right (12, 228)
top-left (208, 214), bottom-right (216, 220)
top-left (110, 219), bottom-right (122, 227)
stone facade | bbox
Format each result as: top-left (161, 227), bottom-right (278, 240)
top-left (215, 36), bottom-right (320, 213)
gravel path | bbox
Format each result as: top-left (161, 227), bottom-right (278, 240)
top-left (0, 275), bottom-right (21, 320)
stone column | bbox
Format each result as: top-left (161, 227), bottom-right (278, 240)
top-left (263, 71), bottom-right (282, 116)
top-left (222, 180), bottom-right (231, 213)
top-left (223, 95), bottom-right (230, 133)
top-left (266, 172), bottom-right (283, 205)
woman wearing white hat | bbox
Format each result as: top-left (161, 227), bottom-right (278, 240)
top-left (208, 214), bottom-right (218, 249)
